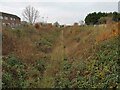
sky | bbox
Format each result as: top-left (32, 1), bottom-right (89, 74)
top-left (0, 0), bottom-right (119, 25)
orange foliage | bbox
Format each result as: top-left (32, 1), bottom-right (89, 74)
top-left (2, 29), bottom-right (43, 64)
top-left (2, 30), bottom-right (17, 55)
top-left (96, 23), bottom-right (118, 43)
top-left (111, 23), bottom-right (118, 36)
top-left (15, 39), bottom-right (34, 64)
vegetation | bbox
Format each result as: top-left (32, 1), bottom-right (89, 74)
top-left (2, 19), bottom-right (119, 88)
top-left (85, 12), bottom-right (120, 25)
top-left (22, 5), bottom-right (40, 24)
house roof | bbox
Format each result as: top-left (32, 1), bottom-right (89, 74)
top-left (0, 12), bottom-right (20, 20)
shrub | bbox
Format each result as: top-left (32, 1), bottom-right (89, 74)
top-left (2, 54), bottom-right (26, 88)
top-left (34, 23), bottom-right (40, 29)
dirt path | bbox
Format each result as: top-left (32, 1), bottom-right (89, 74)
top-left (51, 29), bottom-right (64, 61)
top-left (40, 29), bottom-right (65, 88)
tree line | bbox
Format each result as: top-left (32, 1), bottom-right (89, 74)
top-left (85, 12), bottom-right (120, 25)
top-left (22, 6), bottom-right (120, 25)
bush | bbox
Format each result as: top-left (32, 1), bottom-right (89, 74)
top-left (2, 54), bottom-right (26, 88)
top-left (54, 37), bottom-right (119, 88)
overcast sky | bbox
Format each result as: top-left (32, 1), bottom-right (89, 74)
top-left (0, 0), bottom-right (119, 25)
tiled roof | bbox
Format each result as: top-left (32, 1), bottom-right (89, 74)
top-left (0, 12), bottom-right (20, 20)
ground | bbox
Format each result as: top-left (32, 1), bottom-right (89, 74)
top-left (2, 22), bottom-right (119, 88)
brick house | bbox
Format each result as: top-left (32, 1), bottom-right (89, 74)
top-left (0, 12), bottom-right (21, 27)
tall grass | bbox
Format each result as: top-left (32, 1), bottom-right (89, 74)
top-left (2, 23), bottom-right (119, 88)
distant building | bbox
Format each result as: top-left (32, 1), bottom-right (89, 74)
top-left (74, 22), bottom-right (79, 26)
top-left (0, 12), bottom-right (21, 27)
top-left (54, 22), bottom-right (60, 27)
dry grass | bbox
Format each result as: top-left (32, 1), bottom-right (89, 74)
top-left (2, 29), bottom-right (17, 55)
top-left (2, 22), bottom-right (119, 88)
top-left (2, 29), bottom-right (43, 64)
top-left (3, 22), bottom-right (118, 62)
top-left (96, 23), bottom-right (118, 43)
top-left (63, 23), bottom-right (119, 59)
top-left (2, 25), bottom-right (60, 65)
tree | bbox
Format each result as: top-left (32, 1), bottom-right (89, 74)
top-left (113, 12), bottom-right (120, 22)
top-left (98, 17), bottom-right (113, 24)
top-left (98, 17), bottom-right (107, 24)
top-left (22, 5), bottom-right (40, 24)
top-left (85, 12), bottom-right (120, 25)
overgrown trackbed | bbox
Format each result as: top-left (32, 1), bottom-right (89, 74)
top-left (40, 29), bottom-right (65, 87)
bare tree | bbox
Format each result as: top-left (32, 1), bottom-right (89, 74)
top-left (22, 5), bottom-right (40, 24)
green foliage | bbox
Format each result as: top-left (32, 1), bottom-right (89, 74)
top-left (2, 54), bottom-right (48, 88)
top-left (2, 36), bottom-right (119, 88)
top-left (54, 37), bottom-right (119, 88)
top-left (2, 54), bottom-right (26, 88)
top-left (34, 57), bottom-right (48, 73)
top-left (36, 30), bottom-right (60, 53)
top-left (85, 12), bottom-right (120, 25)
top-left (2, 23), bottom-right (119, 88)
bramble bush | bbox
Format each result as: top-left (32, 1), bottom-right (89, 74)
top-left (2, 23), bottom-right (119, 88)
top-left (54, 37), bottom-right (119, 88)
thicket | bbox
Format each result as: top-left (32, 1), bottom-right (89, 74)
top-left (2, 23), bottom-right (119, 88)
top-left (2, 36), bottom-right (119, 88)
top-left (85, 12), bottom-right (120, 25)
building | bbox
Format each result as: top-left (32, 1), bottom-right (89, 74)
top-left (53, 22), bottom-right (60, 27)
top-left (0, 12), bottom-right (21, 27)
top-left (73, 22), bottom-right (79, 26)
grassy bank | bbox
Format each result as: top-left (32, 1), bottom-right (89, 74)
top-left (2, 23), bottom-right (119, 88)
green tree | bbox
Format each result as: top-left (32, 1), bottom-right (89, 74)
top-left (85, 12), bottom-right (120, 25)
